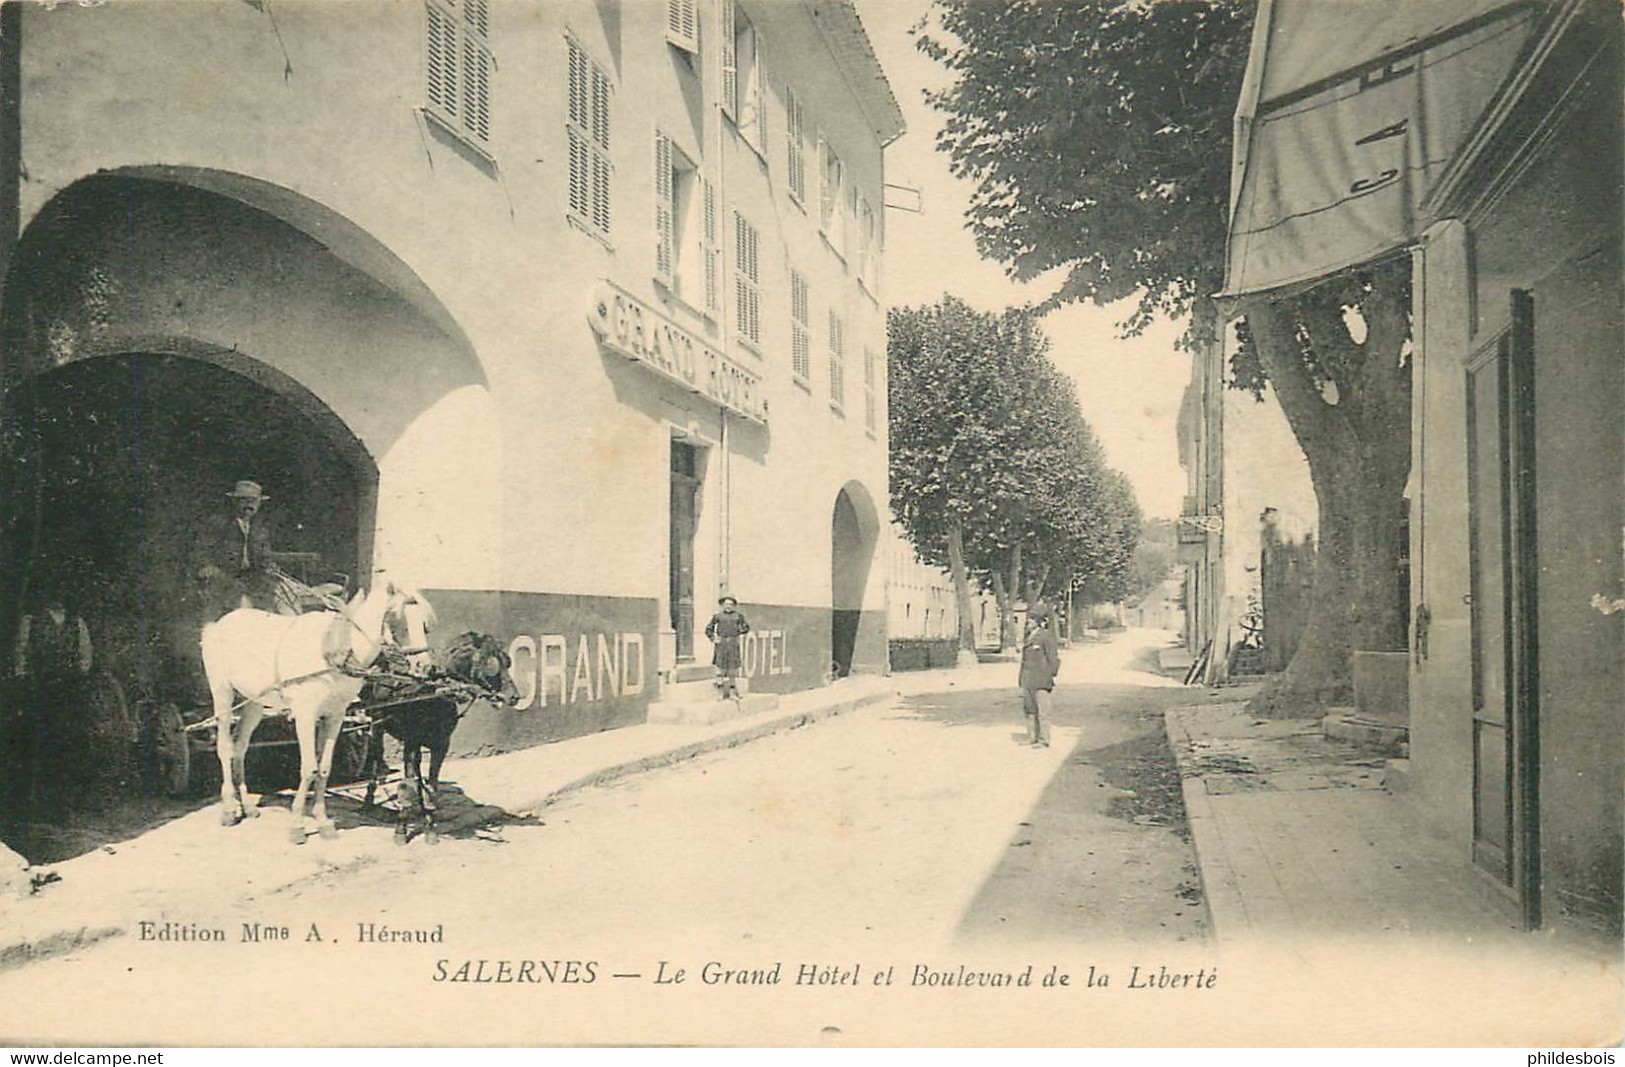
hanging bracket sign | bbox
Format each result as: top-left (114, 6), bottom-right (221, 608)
top-left (587, 280), bottom-right (768, 425)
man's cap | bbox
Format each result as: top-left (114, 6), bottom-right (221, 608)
top-left (718, 595), bottom-right (738, 606)
top-left (1027, 601), bottom-right (1051, 619)
top-left (228, 480), bottom-right (268, 500)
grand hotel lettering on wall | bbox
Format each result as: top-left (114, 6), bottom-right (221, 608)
top-left (587, 280), bottom-right (769, 425)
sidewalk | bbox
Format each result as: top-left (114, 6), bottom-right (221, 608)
top-left (1164, 695), bottom-right (1615, 956)
top-left (0, 654), bottom-right (1026, 973)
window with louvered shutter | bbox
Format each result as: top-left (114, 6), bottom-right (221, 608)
top-left (426, 3), bottom-right (459, 119)
top-left (655, 132), bottom-right (675, 285)
top-left (786, 89), bottom-right (806, 205)
top-left (828, 311), bottom-right (845, 410)
top-left (790, 269), bottom-right (811, 382)
top-left (567, 37), bottom-right (613, 238)
top-left (666, 0), bottom-right (698, 54)
top-left (820, 138), bottom-right (846, 260)
top-left (733, 211), bottom-right (761, 346)
top-left (863, 346), bottom-right (877, 431)
top-left (702, 178), bottom-right (720, 314)
top-left (424, 0), bottom-right (492, 147)
top-left (719, 0), bottom-right (737, 121)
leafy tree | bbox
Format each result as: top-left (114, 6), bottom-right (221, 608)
top-left (921, 0), bottom-right (1412, 710)
top-left (888, 297), bottom-right (1137, 655)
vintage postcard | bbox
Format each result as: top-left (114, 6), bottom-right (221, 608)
top-left (0, 0), bottom-right (1618, 1049)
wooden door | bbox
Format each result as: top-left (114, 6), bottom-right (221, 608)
top-left (1464, 291), bottom-right (1541, 928)
top-left (669, 442), bottom-right (700, 662)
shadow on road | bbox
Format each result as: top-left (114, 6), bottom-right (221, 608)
top-left (251, 778), bottom-right (545, 845)
top-left (894, 673), bottom-right (1218, 946)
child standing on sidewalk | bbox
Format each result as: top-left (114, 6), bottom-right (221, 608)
top-left (705, 595), bottom-right (750, 701)
top-left (1018, 601), bottom-right (1059, 748)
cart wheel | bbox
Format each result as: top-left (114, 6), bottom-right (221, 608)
top-left (87, 672), bottom-right (137, 800)
top-left (149, 702), bottom-right (193, 798)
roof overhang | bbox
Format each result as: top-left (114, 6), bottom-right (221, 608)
top-left (810, 0), bottom-right (907, 148)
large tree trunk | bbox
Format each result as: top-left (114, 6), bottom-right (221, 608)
top-left (1243, 270), bottom-right (1411, 716)
top-left (946, 521), bottom-right (980, 668)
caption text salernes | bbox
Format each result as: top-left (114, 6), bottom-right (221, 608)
top-left (8, 1055), bottom-right (162, 1065)
top-left (430, 959), bottom-right (1218, 991)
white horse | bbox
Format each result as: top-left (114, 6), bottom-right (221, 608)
top-left (200, 580), bottom-right (414, 844)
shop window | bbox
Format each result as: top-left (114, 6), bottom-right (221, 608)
top-left (567, 36), bottom-right (613, 239)
top-left (733, 211), bottom-right (762, 347)
top-left (786, 87), bottom-right (807, 206)
top-left (828, 310), bottom-right (845, 412)
top-left (424, 0), bottom-right (493, 147)
top-left (790, 268), bottom-right (811, 382)
top-left (721, 0), bottom-right (765, 156)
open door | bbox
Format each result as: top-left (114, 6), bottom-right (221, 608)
top-left (1464, 290), bottom-right (1540, 929)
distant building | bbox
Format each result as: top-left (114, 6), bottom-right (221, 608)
top-left (0, 0), bottom-right (904, 762)
top-left (885, 526), bottom-right (999, 648)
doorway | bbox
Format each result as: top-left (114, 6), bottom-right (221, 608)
top-left (670, 441), bottom-right (702, 662)
top-left (1464, 290), bottom-right (1540, 929)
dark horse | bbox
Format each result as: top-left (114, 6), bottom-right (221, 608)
top-left (359, 631), bottom-right (515, 844)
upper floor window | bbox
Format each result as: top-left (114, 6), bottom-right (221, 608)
top-left (820, 137), bottom-right (848, 261)
top-left (655, 131), bottom-right (719, 314)
top-left (567, 36), bottom-right (613, 238)
top-left (790, 268), bottom-right (811, 383)
top-left (425, 0), bottom-right (493, 145)
top-left (733, 211), bottom-right (762, 347)
top-left (863, 345), bottom-right (877, 433)
top-left (666, 0), bottom-right (698, 55)
top-left (855, 194), bottom-right (878, 295)
top-left (785, 88), bottom-right (807, 206)
top-left (721, 0), bottom-right (765, 156)
top-left (828, 310), bottom-right (846, 412)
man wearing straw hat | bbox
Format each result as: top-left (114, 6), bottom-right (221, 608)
top-left (193, 479), bottom-right (277, 623)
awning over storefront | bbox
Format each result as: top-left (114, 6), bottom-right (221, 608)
top-left (1220, 0), bottom-right (1540, 299)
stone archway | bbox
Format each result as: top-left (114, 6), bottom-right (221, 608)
top-left (0, 170), bottom-right (492, 830)
top-left (830, 480), bottom-right (881, 677)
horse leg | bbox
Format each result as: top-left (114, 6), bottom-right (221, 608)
top-left (211, 677), bottom-right (244, 826)
top-left (422, 722), bottom-right (453, 845)
top-left (311, 706), bottom-right (344, 839)
top-left (231, 703), bottom-right (266, 820)
top-left (361, 722), bottom-right (383, 809)
top-left (403, 742), bottom-right (426, 844)
top-left (287, 702), bottom-right (319, 845)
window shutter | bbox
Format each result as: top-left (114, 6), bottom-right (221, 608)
top-left (719, 0), bottom-right (737, 120)
top-left (427, 2), bottom-right (459, 119)
top-left (463, 0), bottom-right (489, 39)
top-left (654, 132), bottom-right (675, 285)
top-left (666, 0), bottom-right (698, 53)
top-left (591, 63), bottom-right (612, 233)
top-left (829, 311), bottom-right (844, 407)
top-left (702, 178), bottom-right (720, 313)
top-left (786, 90), bottom-right (805, 203)
top-left (864, 346), bottom-right (877, 431)
top-left (732, 211), bottom-right (760, 343)
top-left (818, 138), bottom-right (834, 233)
top-left (791, 270), bottom-right (810, 381)
top-left (463, 42), bottom-right (491, 142)
top-left (591, 65), bottom-right (611, 150)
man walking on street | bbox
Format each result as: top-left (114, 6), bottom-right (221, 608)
top-left (1018, 601), bottom-right (1059, 748)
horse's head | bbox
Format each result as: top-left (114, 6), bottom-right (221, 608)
top-left (441, 631), bottom-right (519, 707)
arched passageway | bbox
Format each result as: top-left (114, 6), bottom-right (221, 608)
top-left (830, 481), bottom-right (880, 677)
